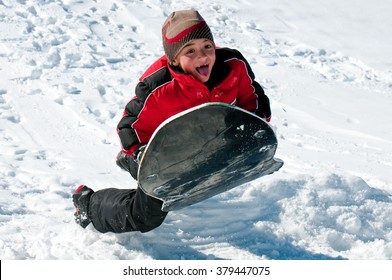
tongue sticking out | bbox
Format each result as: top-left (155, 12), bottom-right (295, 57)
top-left (197, 65), bottom-right (209, 76)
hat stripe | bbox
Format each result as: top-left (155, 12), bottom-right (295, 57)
top-left (162, 10), bottom-right (214, 62)
top-left (163, 21), bottom-right (207, 43)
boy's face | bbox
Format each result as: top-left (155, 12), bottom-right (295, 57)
top-left (172, 39), bottom-right (216, 83)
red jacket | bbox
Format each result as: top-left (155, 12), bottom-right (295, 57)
top-left (117, 47), bottom-right (271, 156)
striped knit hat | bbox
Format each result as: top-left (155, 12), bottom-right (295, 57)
top-left (162, 10), bottom-right (214, 63)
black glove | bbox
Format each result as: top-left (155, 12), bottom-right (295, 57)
top-left (116, 144), bottom-right (147, 179)
top-left (256, 97), bottom-right (271, 122)
top-left (116, 151), bottom-right (132, 173)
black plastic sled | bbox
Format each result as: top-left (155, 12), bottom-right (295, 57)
top-left (138, 102), bottom-right (283, 211)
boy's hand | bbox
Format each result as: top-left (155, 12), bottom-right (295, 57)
top-left (116, 151), bottom-right (132, 173)
top-left (256, 101), bottom-right (271, 122)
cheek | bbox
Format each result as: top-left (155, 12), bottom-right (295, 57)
top-left (179, 59), bottom-right (195, 72)
top-left (209, 51), bottom-right (216, 62)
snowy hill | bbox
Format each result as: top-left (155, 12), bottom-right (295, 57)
top-left (1, 0), bottom-right (391, 260)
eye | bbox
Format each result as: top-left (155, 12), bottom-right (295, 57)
top-left (204, 43), bottom-right (215, 51)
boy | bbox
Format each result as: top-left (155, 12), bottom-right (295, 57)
top-left (73, 10), bottom-right (271, 233)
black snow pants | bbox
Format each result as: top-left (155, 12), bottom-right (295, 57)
top-left (88, 186), bottom-right (168, 233)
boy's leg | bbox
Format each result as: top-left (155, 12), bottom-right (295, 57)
top-left (74, 186), bottom-right (168, 233)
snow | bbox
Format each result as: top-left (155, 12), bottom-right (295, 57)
top-left (1, 0), bottom-right (391, 261)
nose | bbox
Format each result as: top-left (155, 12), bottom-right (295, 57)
top-left (196, 49), bottom-right (209, 61)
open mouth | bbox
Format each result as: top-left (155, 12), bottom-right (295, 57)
top-left (196, 65), bottom-right (209, 76)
